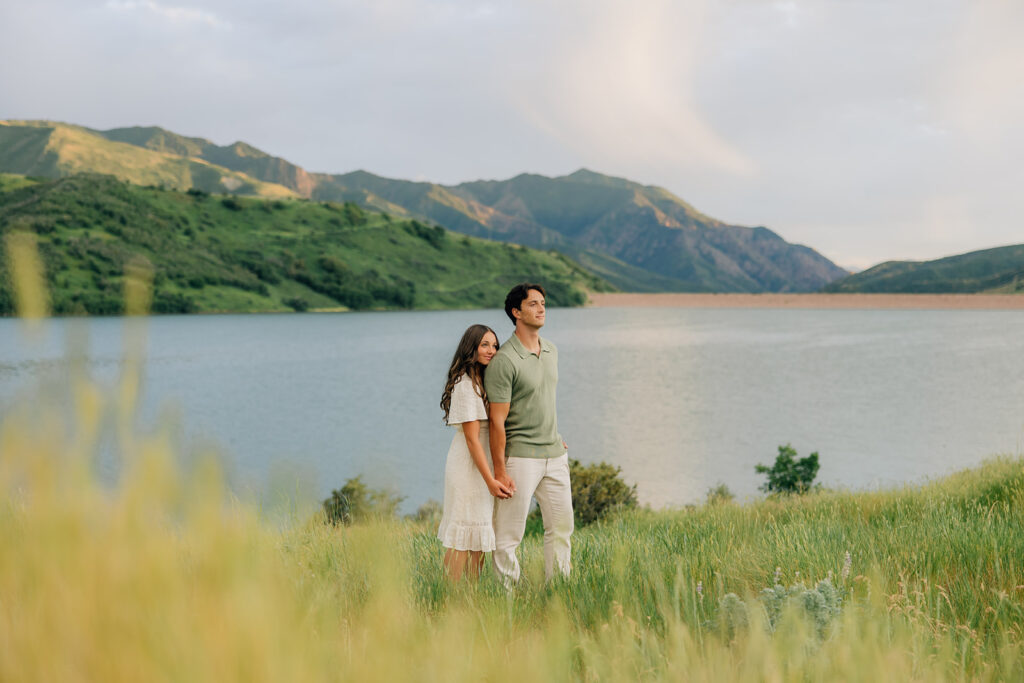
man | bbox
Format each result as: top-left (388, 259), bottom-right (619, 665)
top-left (484, 283), bottom-right (573, 584)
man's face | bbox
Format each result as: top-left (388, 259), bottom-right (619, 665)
top-left (515, 289), bottom-right (546, 329)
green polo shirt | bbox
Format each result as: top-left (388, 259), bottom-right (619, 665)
top-left (484, 334), bottom-right (565, 459)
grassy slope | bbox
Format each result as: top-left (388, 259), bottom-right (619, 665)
top-left (0, 173), bottom-right (609, 315)
top-left (3, 377), bottom-right (1022, 682)
top-left (824, 244), bottom-right (1024, 293)
top-left (0, 121), bottom-right (297, 198)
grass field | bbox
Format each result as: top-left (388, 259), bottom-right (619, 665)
top-left (3, 377), bottom-right (1022, 681)
top-left (2, 244), bottom-right (1022, 681)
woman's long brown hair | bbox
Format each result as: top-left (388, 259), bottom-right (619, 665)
top-left (440, 324), bottom-right (498, 423)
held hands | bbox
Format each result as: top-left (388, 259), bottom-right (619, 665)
top-left (487, 476), bottom-right (514, 499)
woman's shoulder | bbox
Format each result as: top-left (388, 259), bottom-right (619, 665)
top-left (452, 372), bottom-right (478, 398)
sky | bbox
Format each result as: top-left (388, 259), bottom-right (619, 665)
top-left (2, 0), bottom-right (1022, 270)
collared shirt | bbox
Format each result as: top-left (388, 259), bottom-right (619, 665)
top-left (484, 333), bottom-right (565, 459)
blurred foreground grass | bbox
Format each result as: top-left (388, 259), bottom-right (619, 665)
top-left (2, 234), bottom-right (1023, 681)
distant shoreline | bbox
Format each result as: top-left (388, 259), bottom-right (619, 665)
top-left (588, 292), bottom-right (1024, 310)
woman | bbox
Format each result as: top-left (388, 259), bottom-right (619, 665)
top-left (437, 324), bottom-right (514, 581)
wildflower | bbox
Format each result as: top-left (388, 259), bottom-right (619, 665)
top-left (774, 566), bottom-right (782, 585)
top-left (842, 551), bottom-right (852, 581)
top-left (696, 581), bottom-right (703, 599)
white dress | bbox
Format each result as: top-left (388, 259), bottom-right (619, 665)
top-left (436, 374), bottom-right (496, 552)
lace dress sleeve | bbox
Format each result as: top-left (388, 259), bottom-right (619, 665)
top-left (446, 374), bottom-right (489, 425)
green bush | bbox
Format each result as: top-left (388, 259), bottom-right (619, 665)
top-left (283, 297), bottom-right (308, 312)
top-left (341, 202), bottom-right (366, 226)
top-left (526, 459), bottom-right (638, 533)
top-left (151, 291), bottom-right (198, 314)
top-left (755, 444), bottom-right (820, 494)
top-left (410, 499), bottom-right (442, 525)
top-left (570, 459), bottom-right (638, 525)
top-left (322, 475), bottom-right (405, 526)
top-left (706, 483), bottom-right (735, 505)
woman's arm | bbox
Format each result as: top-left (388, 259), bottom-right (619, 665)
top-left (487, 402), bottom-right (515, 494)
top-left (463, 420), bottom-right (512, 499)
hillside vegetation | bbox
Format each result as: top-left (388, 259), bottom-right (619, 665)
top-left (324, 169), bottom-right (849, 293)
top-left (0, 120), bottom-right (848, 293)
top-left (0, 174), bottom-right (608, 315)
top-left (824, 244), bottom-right (1024, 293)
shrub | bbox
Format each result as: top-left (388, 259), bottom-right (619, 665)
top-left (527, 459), bottom-right (637, 532)
top-left (283, 297), bottom-right (308, 312)
top-left (755, 444), bottom-right (820, 494)
top-left (342, 202), bottom-right (366, 226)
top-left (151, 292), bottom-right (198, 314)
top-left (706, 483), bottom-right (735, 505)
top-left (410, 499), bottom-right (442, 524)
top-left (570, 459), bottom-right (638, 525)
top-left (403, 220), bottom-right (446, 249)
top-left (758, 578), bottom-right (843, 635)
top-left (322, 475), bottom-right (405, 526)
top-left (220, 196), bottom-right (243, 211)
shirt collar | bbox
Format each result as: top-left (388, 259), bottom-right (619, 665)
top-left (506, 334), bottom-right (549, 359)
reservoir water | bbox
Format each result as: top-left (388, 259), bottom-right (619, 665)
top-left (1, 306), bottom-right (1022, 512)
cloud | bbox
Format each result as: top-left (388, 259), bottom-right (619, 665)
top-left (938, 1), bottom-right (1024, 154)
top-left (2, 0), bottom-right (1023, 268)
top-left (104, 0), bottom-right (230, 29)
top-left (506, 0), bottom-right (754, 176)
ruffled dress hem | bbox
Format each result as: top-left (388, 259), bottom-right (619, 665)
top-left (436, 521), bottom-right (496, 552)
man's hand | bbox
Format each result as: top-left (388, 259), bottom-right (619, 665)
top-left (487, 477), bottom-right (513, 499)
top-left (495, 472), bottom-right (516, 495)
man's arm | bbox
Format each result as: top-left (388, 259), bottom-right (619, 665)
top-left (488, 401), bottom-right (516, 493)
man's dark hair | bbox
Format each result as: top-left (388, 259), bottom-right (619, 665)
top-left (504, 282), bottom-right (546, 325)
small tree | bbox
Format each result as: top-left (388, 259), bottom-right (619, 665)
top-left (755, 444), bottom-right (820, 494)
top-left (322, 475), bottom-right (404, 525)
top-left (705, 483), bottom-right (735, 505)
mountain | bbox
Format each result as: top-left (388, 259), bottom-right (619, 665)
top-left (823, 244), bottom-right (1024, 293)
top-left (0, 121), bottom-right (296, 198)
top-left (94, 125), bottom-right (318, 197)
top-left (323, 169), bottom-right (848, 292)
top-left (0, 174), bottom-right (608, 315)
top-left (0, 119), bottom-right (848, 292)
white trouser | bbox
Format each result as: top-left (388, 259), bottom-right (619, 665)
top-left (492, 453), bottom-right (573, 583)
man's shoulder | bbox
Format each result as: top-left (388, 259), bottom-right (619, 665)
top-left (541, 336), bottom-right (558, 353)
top-left (492, 344), bottom-right (516, 363)
top-left (486, 347), bottom-right (516, 375)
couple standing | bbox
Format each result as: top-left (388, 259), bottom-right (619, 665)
top-left (436, 283), bottom-right (573, 584)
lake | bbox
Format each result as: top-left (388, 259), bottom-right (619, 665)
top-left (1, 306), bottom-right (1022, 512)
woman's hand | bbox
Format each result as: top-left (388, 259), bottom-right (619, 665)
top-left (487, 477), bottom-right (514, 499)
top-left (495, 472), bottom-right (516, 495)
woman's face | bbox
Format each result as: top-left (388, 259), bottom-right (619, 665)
top-left (475, 331), bottom-right (498, 365)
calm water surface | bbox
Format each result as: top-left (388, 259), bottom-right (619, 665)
top-left (1, 307), bottom-right (1022, 512)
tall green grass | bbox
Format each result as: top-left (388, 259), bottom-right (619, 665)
top-left (2, 235), bottom-right (1023, 680)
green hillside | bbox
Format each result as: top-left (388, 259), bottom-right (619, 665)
top-left (0, 120), bottom-right (848, 293)
top-left (823, 244), bottom-right (1024, 293)
top-left (0, 121), bottom-right (296, 199)
top-left (330, 169), bottom-right (849, 293)
top-left (0, 174), bottom-right (609, 316)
